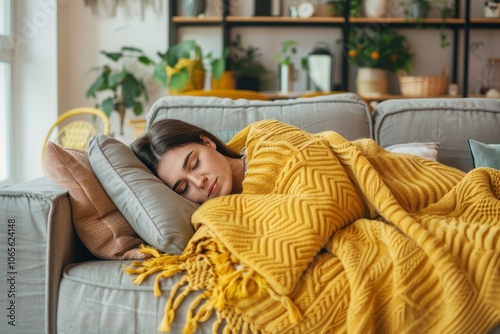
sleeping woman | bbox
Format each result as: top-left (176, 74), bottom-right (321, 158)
top-left (128, 118), bottom-right (500, 334)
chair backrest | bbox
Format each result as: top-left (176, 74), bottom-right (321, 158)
top-left (42, 107), bottom-right (110, 162)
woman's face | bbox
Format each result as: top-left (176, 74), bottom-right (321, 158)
top-left (156, 135), bottom-right (233, 204)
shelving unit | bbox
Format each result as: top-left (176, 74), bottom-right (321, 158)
top-left (168, 0), bottom-right (499, 98)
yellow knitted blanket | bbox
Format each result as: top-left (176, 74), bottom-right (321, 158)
top-left (126, 120), bottom-right (500, 333)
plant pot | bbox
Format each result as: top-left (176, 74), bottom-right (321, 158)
top-left (356, 67), bottom-right (388, 96)
top-left (166, 58), bottom-right (205, 94)
top-left (182, 0), bottom-right (206, 17)
top-left (279, 64), bottom-right (295, 94)
top-left (212, 71), bottom-right (235, 90)
top-left (410, 3), bottom-right (430, 18)
top-left (484, 1), bottom-right (500, 18)
top-left (363, 0), bottom-right (388, 18)
top-left (235, 76), bottom-right (260, 91)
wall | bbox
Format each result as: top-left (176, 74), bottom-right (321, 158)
top-left (12, 0), bottom-right (58, 183)
top-left (57, 0), bottom-right (167, 142)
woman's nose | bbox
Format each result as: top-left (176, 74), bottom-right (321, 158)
top-left (193, 175), bottom-right (207, 189)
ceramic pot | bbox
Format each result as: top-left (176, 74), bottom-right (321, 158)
top-left (363, 0), bottom-right (388, 18)
top-left (356, 67), bottom-right (388, 96)
top-left (166, 58), bottom-right (205, 94)
top-left (410, 3), bottom-right (430, 18)
top-left (182, 0), bottom-right (206, 17)
top-left (212, 71), bottom-right (235, 90)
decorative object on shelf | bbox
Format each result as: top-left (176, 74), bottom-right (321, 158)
top-left (346, 27), bottom-right (413, 95)
top-left (228, 34), bottom-right (269, 91)
top-left (254, 0), bottom-right (271, 16)
top-left (400, 0), bottom-right (430, 19)
top-left (289, 3), bottom-right (299, 17)
top-left (306, 42), bottom-right (334, 92)
top-left (363, 0), bottom-right (388, 18)
top-left (206, 47), bottom-right (232, 89)
top-left (349, 0), bottom-right (363, 17)
top-left (83, 0), bottom-right (163, 18)
top-left (325, 0), bottom-right (346, 17)
top-left (85, 46), bottom-right (153, 135)
top-left (298, 0), bottom-right (316, 18)
top-left (274, 40), bottom-right (307, 94)
top-left (484, 0), bottom-right (500, 18)
top-left (154, 40), bottom-right (229, 94)
top-left (356, 68), bottom-right (388, 96)
top-left (480, 57), bottom-right (500, 94)
top-left (398, 67), bottom-right (449, 97)
top-left (182, 0), bottom-right (206, 17)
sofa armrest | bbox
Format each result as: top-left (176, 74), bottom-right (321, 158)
top-left (0, 177), bottom-right (90, 334)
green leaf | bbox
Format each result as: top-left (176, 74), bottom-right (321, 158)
top-left (153, 62), bottom-right (168, 86)
top-left (121, 46), bottom-right (143, 53)
top-left (101, 51), bottom-right (122, 62)
top-left (133, 102), bottom-right (144, 116)
top-left (138, 55), bottom-right (153, 65)
top-left (86, 75), bottom-right (107, 98)
top-left (121, 74), bottom-right (143, 99)
top-left (101, 97), bottom-right (115, 117)
top-left (108, 71), bottom-right (127, 88)
top-left (169, 68), bottom-right (189, 91)
top-left (211, 58), bottom-right (225, 80)
top-left (122, 97), bottom-right (135, 108)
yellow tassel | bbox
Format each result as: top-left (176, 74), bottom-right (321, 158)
top-left (267, 288), bottom-right (303, 323)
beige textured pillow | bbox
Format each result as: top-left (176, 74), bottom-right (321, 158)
top-left (43, 142), bottom-right (149, 260)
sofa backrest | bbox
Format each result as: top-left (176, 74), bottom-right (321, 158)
top-left (373, 98), bottom-right (500, 172)
top-left (146, 93), bottom-right (372, 142)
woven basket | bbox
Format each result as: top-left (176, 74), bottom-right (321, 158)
top-left (398, 68), bottom-right (449, 97)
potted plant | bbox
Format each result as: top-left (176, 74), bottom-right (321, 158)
top-left (274, 40), bottom-right (308, 94)
top-left (400, 0), bottom-right (431, 19)
top-left (228, 34), bottom-right (268, 91)
top-left (346, 27), bottom-right (413, 95)
top-left (205, 47), bottom-right (233, 89)
top-left (86, 46), bottom-right (153, 135)
top-left (154, 40), bottom-right (229, 93)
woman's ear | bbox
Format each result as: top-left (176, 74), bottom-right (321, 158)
top-left (199, 135), bottom-right (216, 148)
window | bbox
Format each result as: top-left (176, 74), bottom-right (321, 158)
top-left (0, 0), bottom-right (13, 187)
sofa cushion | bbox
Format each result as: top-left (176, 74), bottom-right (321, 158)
top-left (145, 93), bottom-right (372, 141)
top-left (468, 139), bottom-right (500, 169)
top-left (88, 135), bottom-right (198, 254)
top-left (43, 142), bottom-right (148, 260)
top-left (384, 142), bottom-right (440, 162)
top-left (372, 98), bottom-right (500, 172)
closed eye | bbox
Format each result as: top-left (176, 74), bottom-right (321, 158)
top-left (193, 158), bottom-right (199, 170)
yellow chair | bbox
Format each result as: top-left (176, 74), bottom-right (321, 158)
top-left (177, 89), bottom-right (270, 101)
top-left (42, 107), bottom-right (110, 162)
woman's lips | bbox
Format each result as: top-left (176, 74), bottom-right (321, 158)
top-left (208, 178), bottom-right (218, 198)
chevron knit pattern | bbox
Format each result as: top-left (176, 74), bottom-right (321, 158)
top-left (126, 120), bottom-right (500, 334)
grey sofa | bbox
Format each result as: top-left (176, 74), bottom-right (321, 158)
top-left (1, 93), bottom-right (500, 334)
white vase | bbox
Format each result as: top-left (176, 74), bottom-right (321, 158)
top-left (279, 64), bottom-right (294, 94)
top-left (363, 0), bottom-right (388, 18)
top-left (356, 67), bottom-right (388, 96)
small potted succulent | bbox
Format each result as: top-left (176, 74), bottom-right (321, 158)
top-left (484, 0), bottom-right (500, 18)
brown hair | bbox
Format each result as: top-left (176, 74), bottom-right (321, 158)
top-left (130, 119), bottom-right (242, 175)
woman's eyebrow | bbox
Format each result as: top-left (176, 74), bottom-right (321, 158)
top-left (172, 150), bottom-right (194, 192)
top-left (183, 151), bottom-right (194, 169)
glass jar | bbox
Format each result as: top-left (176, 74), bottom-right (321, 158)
top-left (480, 58), bottom-right (500, 94)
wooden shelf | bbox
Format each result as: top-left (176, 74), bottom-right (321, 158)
top-left (168, 1), bottom-right (499, 97)
top-left (172, 16), bottom-right (222, 23)
top-left (469, 18), bottom-right (500, 24)
top-left (226, 16), bottom-right (345, 23)
top-left (349, 17), bottom-right (465, 24)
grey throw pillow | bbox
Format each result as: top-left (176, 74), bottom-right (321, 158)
top-left (468, 139), bottom-right (500, 169)
top-left (88, 135), bottom-right (199, 254)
